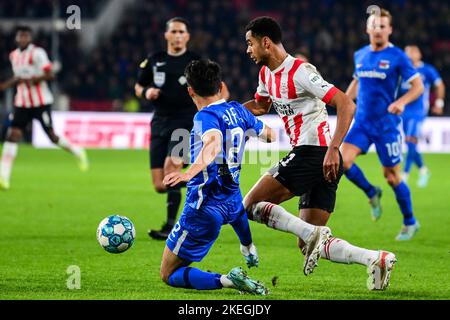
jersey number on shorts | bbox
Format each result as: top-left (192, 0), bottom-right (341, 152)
top-left (385, 141), bottom-right (401, 158)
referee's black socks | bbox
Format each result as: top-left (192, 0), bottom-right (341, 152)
top-left (166, 186), bottom-right (182, 227)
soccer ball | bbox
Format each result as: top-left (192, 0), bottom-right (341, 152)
top-left (96, 215), bottom-right (136, 253)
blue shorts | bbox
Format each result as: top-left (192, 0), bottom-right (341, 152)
top-left (166, 197), bottom-right (246, 262)
top-left (402, 115), bottom-right (424, 139)
top-left (344, 122), bottom-right (403, 167)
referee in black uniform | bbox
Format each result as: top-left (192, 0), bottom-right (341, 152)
top-left (134, 17), bottom-right (200, 240)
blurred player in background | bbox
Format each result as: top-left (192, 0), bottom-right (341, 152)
top-left (135, 17), bottom-right (201, 240)
top-left (243, 17), bottom-right (396, 290)
top-left (342, 9), bottom-right (424, 240)
top-left (160, 59), bottom-right (273, 295)
top-left (400, 45), bottom-right (445, 187)
top-left (0, 25), bottom-right (88, 190)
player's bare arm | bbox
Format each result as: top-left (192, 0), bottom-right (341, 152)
top-left (243, 98), bottom-right (272, 116)
top-left (431, 80), bottom-right (445, 115)
top-left (345, 78), bottom-right (359, 101)
top-left (27, 69), bottom-right (55, 85)
top-left (324, 90), bottom-right (356, 182)
top-left (163, 131), bottom-right (222, 187)
top-left (388, 76), bottom-right (424, 115)
top-left (0, 76), bottom-right (20, 91)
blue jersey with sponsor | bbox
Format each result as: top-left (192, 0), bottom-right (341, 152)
top-left (353, 44), bottom-right (418, 130)
top-left (400, 62), bottom-right (442, 119)
top-left (185, 99), bottom-right (264, 209)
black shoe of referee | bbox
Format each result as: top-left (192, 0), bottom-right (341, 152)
top-left (148, 223), bottom-right (173, 240)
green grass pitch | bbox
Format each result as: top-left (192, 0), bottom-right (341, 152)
top-left (0, 145), bottom-right (449, 300)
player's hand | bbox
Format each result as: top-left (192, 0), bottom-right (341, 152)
top-left (145, 88), bottom-right (161, 100)
top-left (323, 146), bottom-right (340, 182)
top-left (388, 100), bottom-right (405, 115)
top-left (431, 106), bottom-right (444, 115)
top-left (163, 171), bottom-right (192, 187)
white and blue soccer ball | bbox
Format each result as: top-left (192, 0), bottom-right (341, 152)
top-left (96, 215), bottom-right (136, 253)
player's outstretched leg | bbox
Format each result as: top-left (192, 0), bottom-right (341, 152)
top-left (247, 201), bottom-right (330, 275)
top-left (319, 236), bottom-right (396, 290)
top-left (55, 136), bottom-right (89, 171)
top-left (161, 247), bottom-right (268, 295)
top-left (0, 141), bottom-right (18, 190)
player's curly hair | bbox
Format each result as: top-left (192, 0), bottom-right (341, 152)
top-left (185, 59), bottom-right (222, 97)
top-left (245, 16), bottom-right (282, 44)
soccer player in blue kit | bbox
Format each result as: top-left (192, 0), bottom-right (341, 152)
top-left (400, 45), bottom-right (446, 187)
top-left (342, 9), bottom-right (424, 241)
top-left (159, 59), bottom-right (276, 294)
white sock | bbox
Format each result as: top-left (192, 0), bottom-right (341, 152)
top-left (57, 136), bottom-right (82, 158)
top-left (250, 202), bottom-right (315, 242)
top-left (0, 142), bottom-right (18, 183)
top-left (220, 275), bottom-right (235, 288)
top-left (321, 237), bottom-right (379, 266)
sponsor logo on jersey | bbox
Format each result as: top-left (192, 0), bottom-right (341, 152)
top-left (379, 60), bottom-right (390, 69)
top-left (356, 70), bottom-right (387, 79)
top-left (273, 101), bottom-right (294, 116)
top-left (309, 72), bottom-right (323, 85)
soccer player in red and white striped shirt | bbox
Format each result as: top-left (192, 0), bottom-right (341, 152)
top-left (242, 17), bottom-right (395, 290)
top-left (0, 26), bottom-right (88, 190)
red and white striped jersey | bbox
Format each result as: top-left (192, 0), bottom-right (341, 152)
top-left (9, 44), bottom-right (54, 108)
top-left (254, 55), bottom-right (338, 147)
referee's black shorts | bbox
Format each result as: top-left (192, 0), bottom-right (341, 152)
top-left (150, 116), bottom-right (193, 169)
top-left (267, 145), bottom-right (344, 213)
top-left (10, 105), bottom-right (54, 136)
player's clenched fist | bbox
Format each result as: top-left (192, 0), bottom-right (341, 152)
top-left (387, 100), bottom-right (405, 115)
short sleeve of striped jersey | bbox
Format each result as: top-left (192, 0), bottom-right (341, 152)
top-left (254, 66), bottom-right (270, 101)
top-left (294, 63), bottom-right (338, 104)
top-left (33, 48), bottom-right (52, 72)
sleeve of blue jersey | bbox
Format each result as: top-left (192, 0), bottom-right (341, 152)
top-left (193, 110), bottom-right (222, 139)
top-left (240, 104), bottom-right (265, 137)
top-left (426, 64), bottom-right (442, 86)
top-left (398, 50), bottom-right (420, 83)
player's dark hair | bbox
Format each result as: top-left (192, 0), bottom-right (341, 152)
top-left (185, 59), bottom-right (222, 97)
top-left (15, 25), bottom-right (32, 34)
top-left (166, 17), bottom-right (190, 31)
top-left (245, 16), bottom-right (282, 44)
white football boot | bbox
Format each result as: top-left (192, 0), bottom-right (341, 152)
top-left (367, 250), bottom-right (397, 290)
top-left (303, 226), bottom-right (332, 276)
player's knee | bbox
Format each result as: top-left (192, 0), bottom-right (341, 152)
top-left (160, 269), bottom-right (171, 284)
top-left (384, 171), bottom-right (401, 187)
top-left (7, 128), bottom-right (22, 142)
top-left (154, 183), bottom-right (166, 194)
top-left (342, 154), bottom-right (355, 171)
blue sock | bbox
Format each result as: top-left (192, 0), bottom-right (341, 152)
top-left (345, 164), bottom-right (377, 198)
top-left (392, 182), bottom-right (416, 226)
top-left (168, 267), bottom-right (223, 290)
top-left (231, 210), bottom-right (252, 246)
top-left (404, 141), bottom-right (416, 173)
top-left (413, 146), bottom-right (424, 169)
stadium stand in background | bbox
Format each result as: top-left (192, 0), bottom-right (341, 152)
top-left (0, 0), bottom-right (448, 115)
